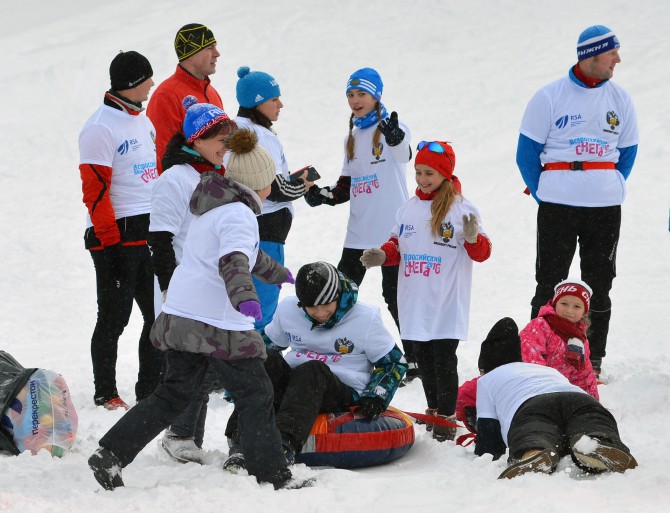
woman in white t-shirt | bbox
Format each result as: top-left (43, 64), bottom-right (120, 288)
top-left (304, 67), bottom-right (415, 371)
top-left (361, 141), bottom-right (492, 442)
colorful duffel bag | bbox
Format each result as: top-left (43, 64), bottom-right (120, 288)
top-left (296, 406), bottom-right (414, 468)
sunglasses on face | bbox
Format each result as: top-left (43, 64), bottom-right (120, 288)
top-left (416, 141), bottom-right (450, 153)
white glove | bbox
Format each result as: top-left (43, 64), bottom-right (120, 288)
top-left (360, 248), bottom-right (386, 269)
top-left (462, 213), bottom-right (479, 244)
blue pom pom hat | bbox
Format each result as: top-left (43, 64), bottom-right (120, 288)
top-left (235, 66), bottom-right (281, 108)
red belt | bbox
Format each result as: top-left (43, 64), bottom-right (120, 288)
top-left (543, 162), bottom-right (616, 171)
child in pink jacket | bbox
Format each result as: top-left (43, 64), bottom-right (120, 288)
top-left (520, 278), bottom-right (599, 399)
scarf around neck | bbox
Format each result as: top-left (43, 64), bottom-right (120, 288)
top-left (353, 103), bottom-right (388, 129)
top-left (543, 312), bottom-right (588, 343)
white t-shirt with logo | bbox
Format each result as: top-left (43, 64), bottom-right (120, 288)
top-left (79, 105), bottom-right (157, 225)
top-left (230, 117), bottom-right (294, 217)
top-left (163, 201), bottom-right (259, 331)
top-left (264, 296), bottom-right (395, 395)
top-left (476, 362), bottom-right (587, 445)
top-left (149, 163), bottom-right (200, 314)
top-left (392, 195), bottom-right (485, 341)
top-left (341, 123), bottom-right (411, 248)
top-left (520, 76), bottom-right (638, 207)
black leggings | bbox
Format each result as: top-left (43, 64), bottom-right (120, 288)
top-left (409, 339), bottom-right (459, 416)
top-left (89, 245), bottom-right (163, 402)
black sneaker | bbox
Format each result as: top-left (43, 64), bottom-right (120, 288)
top-left (571, 435), bottom-right (637, 473)
top-left (223, 452), bottom-right (246, 474)
top-left (498, 449), bottom-right (559, 479)
top-left (282, 443), bottom-right (296, 466)
top-left (399, 362), bottom-right (421, 387)
top-left (271, 468), bottom-right (315, 490)
top-left (88, 446), bottom-right (124, 490)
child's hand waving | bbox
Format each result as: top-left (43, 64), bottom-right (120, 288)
top-left (462, 213), bottom-right (480, 243)
top-left (378, 111), bottom-right (405, 147)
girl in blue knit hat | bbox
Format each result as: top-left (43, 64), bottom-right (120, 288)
top-left (229, 66), bottom-right (318, 333)
top-left (304, 67), bottom-right (418, 380)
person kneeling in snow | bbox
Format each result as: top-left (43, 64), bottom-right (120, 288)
top-left (474, 317), bottom-right (637, 479)
top-left (224, 261), bottom-right (408, 470)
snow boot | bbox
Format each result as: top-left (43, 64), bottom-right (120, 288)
top-left (160, 431), bottom-right (205, 464)
top-left (88, 446), bottom-right (124, 490)
top-left (570, 435), bottom-right (637, 473)
top-left (423, 408), bottom-right (437, 433)
top-left (432, 414), bottom-right (457, 442)
top-left (498, 448), bottom-right (559, 479)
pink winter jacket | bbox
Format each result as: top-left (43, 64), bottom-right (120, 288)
top-left (520, 304), bottom-right (599, 400)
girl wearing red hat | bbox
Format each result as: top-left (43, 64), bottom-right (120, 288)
top-left (520, 278), bottom-right (600, 397)
top-left (361, 140), bottom-right (492, 441)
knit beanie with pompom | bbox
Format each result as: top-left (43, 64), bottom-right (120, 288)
top-left (225, 129), bottom-right (276, 191)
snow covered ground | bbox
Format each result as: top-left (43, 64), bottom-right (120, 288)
top-left (1, 0), bottom-right (669, 511)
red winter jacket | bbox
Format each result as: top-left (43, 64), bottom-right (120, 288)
top-left (520, 304), bottom-right (599, 399)
top-left (146, 65), bottom-right (223, 174)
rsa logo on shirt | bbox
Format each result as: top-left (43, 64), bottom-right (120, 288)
top-left (555, 114), bottom-right (585, 129)
top-left (117, 138), bottom-right (141, 155)
top-left (398, 224), bottom-right (415, 238)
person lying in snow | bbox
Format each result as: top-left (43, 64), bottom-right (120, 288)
top-left (473, 317), bottom-right (637, 479)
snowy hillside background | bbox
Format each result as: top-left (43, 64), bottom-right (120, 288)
top-left (1, 0), bottom-right (669, 511)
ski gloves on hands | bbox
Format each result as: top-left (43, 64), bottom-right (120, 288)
top-left (355, 396), bottom-right (386, 420)
top-left (277, 269), bottom-right (295, 290)
top-left (360, 248), bottom-right (386, 269)
top-left (238, 300), bottom-right (262, 321)
top-left (462, 213), bottom-right (480, 244)
top-left (377, 111), bottom-right (405, 147)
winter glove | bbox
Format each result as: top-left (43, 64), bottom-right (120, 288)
top-left (277, 269), bottom-right (295, 290)
top-left (377, 111), bottom-right (405, 147)
top-left (238, 300), bottom-right (262, 321)
top-left (360, 248), bottom-right (386, 269)
top-left (304, 185), bottom-right (328, 207)
top-left (103, 243), bottom-right (124, 289)
top-left (355, 396), bottom-right (385, 420)
top-left (566, 338), bottom-right (586, 370)
top-left (462, 213), bottom-right (480, 244)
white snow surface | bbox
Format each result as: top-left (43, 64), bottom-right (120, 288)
top-left (1, 0), bottom-right (669, 511)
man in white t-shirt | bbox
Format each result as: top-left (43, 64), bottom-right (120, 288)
top-left (516, 25), bottom-right (639, 378)
top-left (78, 51), bottom-right (162, 410)
top-left (473, 318), bottom-right (637, 479)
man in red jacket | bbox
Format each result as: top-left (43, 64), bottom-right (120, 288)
top-left (147, 23), bottom-right (224, 174)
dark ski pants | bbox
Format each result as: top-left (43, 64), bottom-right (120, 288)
top-left (507, 391), bottom-right (631, 461)
top-left (90, 245), bottom-right (163, 403)
top-left (531, 202), bottom-right (621, 362)
top-left (226, 352), bottom-right (355, 453)
top-left (409, 339), bottom-right (459, 416)
top-left (99, 350), bottom-right (287, 484)
top-left (338, 247), bottom-right (416, 362)
top-left (166, 366), bottom-right (221, 447)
